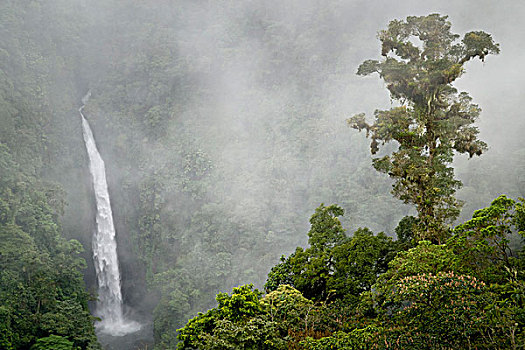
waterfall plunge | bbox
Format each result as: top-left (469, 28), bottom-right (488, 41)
top-left (80, 92), bottom-right (140, 336)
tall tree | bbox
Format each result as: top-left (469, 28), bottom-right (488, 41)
top-left (348, 14), bottom-right (499, 242)
top-left (265, 204), bottom-right (398, 304)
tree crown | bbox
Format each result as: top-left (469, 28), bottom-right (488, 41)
top-left (348, 14), bottom-right (499, 242)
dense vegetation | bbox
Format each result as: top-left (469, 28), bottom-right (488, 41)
top-left (178, 195), bottom-right (525, 349)
top-left (0, 2), bottom-right (100, 348)
top-left (81, 3), bottom-right (413, 347)
top-left (176, 15), bottom-right (525, 350)
top-left (1, 1), bottom-right (525, 349)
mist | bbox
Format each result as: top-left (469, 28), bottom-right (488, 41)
top-left (2, 0), bottom-right (524, 348)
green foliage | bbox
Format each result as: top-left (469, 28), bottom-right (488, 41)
top-left (0, 159), bottom-right (98, 349)
top-left (177, 282), bottom-right (362, 349)
top-left (308, 204), bottom-right (346, 251)
top-left (1, 2), bottom-right (522, 349)
top-left (366, 240), bottom-right (459, 321)
top-left (266, 205), bottom-right (399, 303)
top-left (0, 3), bottom-right (99, 344)
top-left (348, 14), bottom-right (499, 242)
top-left (176, 308), bottom-right (222, 350)
top-left (179, 195), bottom-right (525, 349)
top-left (262, 284), bottom-right (314, 333)
top-left (385, 272), bottom-right (491, 349)
top-left (301, 327), bottom-right (380, 350)
top-left (380, 240), bottom-right (458, 283)
top-left (394, 215), bottom-right (419, 248)
top-left (0, 217), bottom-right (98, 349)
top-left (176, 284), bottom-right (285, 350)
top-left (265, 204), bottom-right (346, 300)
top-left (30, 335), bottom-right (74, 350)
top-left (449, 195), bottom-right (523, 283)
top-left (366, 196), bottom-right (525, 349)
top-left (446, 195), bottom-right (525, 347)
top-left (216, 285), bottom-right (265, 322)
top-left (80, 5), bottom-right (414, 345)
top-left (0, 200), bottom-right (97, 350)
top-left (330, 228), bottom-right (399, 304)
top-left (516, 199), bottom-right (525, 235)
top-left (264, 256), bottom-right (295, 293)
top-left (189, 317), bottom-right (286, 350)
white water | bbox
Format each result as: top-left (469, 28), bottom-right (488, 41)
top-left (80, 91), bottom-right (141, 336)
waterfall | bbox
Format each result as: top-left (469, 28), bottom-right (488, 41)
top-left (80, 91), bottom-right (140, 336)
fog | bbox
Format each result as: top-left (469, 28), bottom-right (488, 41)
top-left (83, 0), bottom-right (522, 228)
top-left (3, 0), bottom-right (524, 347)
